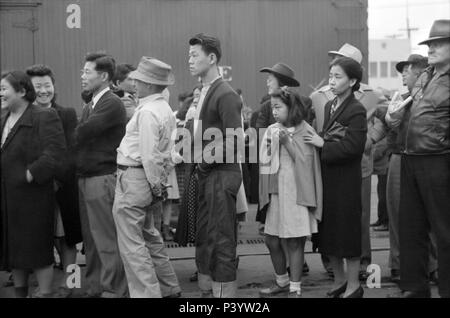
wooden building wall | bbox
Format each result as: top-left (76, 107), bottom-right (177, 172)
top-left (1, 0), bottom-right (368, 114)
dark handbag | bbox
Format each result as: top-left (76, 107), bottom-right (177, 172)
top-left (323, 121), bottom-right (348, 142)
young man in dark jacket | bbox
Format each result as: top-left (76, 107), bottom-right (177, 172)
top-left (188, 33), bottom-right (243, 297)
top-left (76, 52), bottom-right (128, 298)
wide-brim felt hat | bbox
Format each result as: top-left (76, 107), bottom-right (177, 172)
top-left (395, 54), bottom-right (428, 73)
top-left (418, 19), bottom-right (450, 45)
top-left (129, 56), bottom-right (175, 86)
top-left (259, 62), bottom-right (300, 87)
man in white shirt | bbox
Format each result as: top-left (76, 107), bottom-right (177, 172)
top-left (112, 56), bottom-right (181, 298)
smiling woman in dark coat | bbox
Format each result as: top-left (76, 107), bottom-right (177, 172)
top-left (1, 71), bottom-right (66, 298)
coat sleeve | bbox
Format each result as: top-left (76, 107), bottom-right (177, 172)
top-left (28, 109), bottom-right (67, 185)
top-left (65, 107), bottom-right (78, 151)
top-left (75, 98), bottom-right (126, 145)
top-left (321, 104), bottom-right (367, 164)
top-left (312, 146), bottom-right (323, 222)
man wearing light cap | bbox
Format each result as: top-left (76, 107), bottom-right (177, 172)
top-left (112, 56), bottom-right (181, 298)
top-left (390, 19), bottom-right (450, 298)
top-left (310, 43), bottom-right (388, 280)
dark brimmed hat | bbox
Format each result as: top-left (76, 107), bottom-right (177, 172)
top-left (395, 54), bottom-right (428, 73)
top-left (259, 62), bottom-right (300, 87)
top-left (189, 33), bottom-right (222, 62)
top-left (418, 19), bottom-right (450, 45)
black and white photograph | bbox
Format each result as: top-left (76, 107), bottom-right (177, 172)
top-left (0, 0), bottom-right (449, 303)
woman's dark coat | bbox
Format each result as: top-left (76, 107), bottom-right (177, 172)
top-left (318, 93), bottom-right (367, 258)
top-left (1, 104), bottom-right (66, 269)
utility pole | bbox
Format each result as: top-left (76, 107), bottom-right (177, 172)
top-left (399, 0), bottom-right (419, 41)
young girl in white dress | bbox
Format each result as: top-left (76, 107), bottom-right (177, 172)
top-left (259, 87), bottom-right (322, 298)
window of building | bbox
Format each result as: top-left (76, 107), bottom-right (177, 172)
top-left (369, 62), bottom-right (378, 78)
top-left (380, 61), bottom-right (388, 78)
top-left (391, 61), bottom-right (398, 78)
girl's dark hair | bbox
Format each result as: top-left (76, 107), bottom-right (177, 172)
top-left (329, 57), bottom-right (363, 92)
top-left (270, 87), bottom-right (307, 127)
top-left (1, 70), bottom-right (36, 103)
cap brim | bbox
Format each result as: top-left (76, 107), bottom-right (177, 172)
top-left (129, 70), bottom-right (175, 86)
top-left (328, 50), bottom-right (345, 57)
top-left (259, 68), bottom-right (300, 87)
top-left (418, 36), bottom-right (450, 45)
top-left (395, 61), bottom-right (409, 73)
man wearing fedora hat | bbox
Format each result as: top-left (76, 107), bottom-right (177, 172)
top-left (385, 54), bottom-right (439, 285)
top-left (390, 19), bottom-right (450, 298)
top-left (188, 33), bottom-right (243, 298)
top-left (310, 43), bottom-right (388, 281)
top-left (112, 57), bottom-right (181, 298)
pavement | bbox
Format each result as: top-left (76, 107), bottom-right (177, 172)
top-left (0, 176), bottom-right (440, 298)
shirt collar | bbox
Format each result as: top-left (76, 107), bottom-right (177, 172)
top-left (201, 75), bottom-right (222, 89)
top-left (92, 86), bottom-right (110, 108)
top-left (137, 93), bottom-right (164, 110)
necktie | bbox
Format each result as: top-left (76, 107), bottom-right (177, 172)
top-left (81, 101), bottom-right (93, 121)
top-left (330, 99), bottom-right (339, 117)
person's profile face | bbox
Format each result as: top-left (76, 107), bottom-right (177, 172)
top-left (118, 74), bottom-right (136, 94)
top-left (427, 40), bottom-right (450, 66)
top-left (189, 45), bottom-right (213, 77)
top-left (405, 65), bottom-right (420, 92)
top-left (266, 74), bottom-right (280, 95)
top-left (0, 78), bottom-right (24, 110)
top-left (81, 61), bottom-right (104, 93)
top-left (401, 65), bottom-right (410, 86)
top-left (133, 79), bottom-right (150, 99)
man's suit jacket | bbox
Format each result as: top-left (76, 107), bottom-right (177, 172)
top-left (75, 90), bottom-right (126, 177)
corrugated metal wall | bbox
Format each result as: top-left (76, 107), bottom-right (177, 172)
top-left (1, 0), bottom-right (368, 114)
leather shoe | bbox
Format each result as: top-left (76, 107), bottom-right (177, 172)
top-left (374, 224), bottom-right (389, 231)
top-left (390, 269), bottom-right (400, 283)
top-left (370, 220), bottom-right (382, 227)
top-left (189, 271), bottom-right (198, 282)
top-left (343, 285), bottom-right (364, 298)
top-left (387, 290), bottom-right (431, 298)
top-left (259, 282), bottom-right (289, 297)
top-left (326, 282), bottom-right (347, 298)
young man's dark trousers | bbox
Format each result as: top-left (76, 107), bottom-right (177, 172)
top-left (399, 154), bottom-right (450, 298)
top-left (195, 167), bottom-right (242, 298)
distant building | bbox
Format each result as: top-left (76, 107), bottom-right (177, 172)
top-left (369, 39), bottom-right (411, 94)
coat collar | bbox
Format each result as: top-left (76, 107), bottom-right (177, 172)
top-left (323, 93), bottom-right (354, 132)
top-left (198, 77), bottom-right (225, 120)
top-left (1, 103), bottom-right (34, 151)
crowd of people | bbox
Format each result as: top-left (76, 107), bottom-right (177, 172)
top-left (0, 19), bottom-right (449, 298)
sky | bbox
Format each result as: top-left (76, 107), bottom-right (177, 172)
top-left (368, 0), bottom-right (450, 55)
